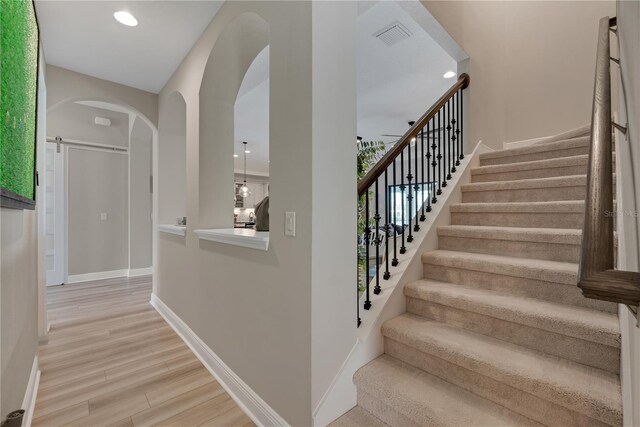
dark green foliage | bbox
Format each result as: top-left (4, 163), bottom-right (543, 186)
top-left (357, 140), bottom-right (386, 291)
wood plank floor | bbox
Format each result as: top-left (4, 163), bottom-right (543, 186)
top-left (33, 276), bottom-right (255, 427)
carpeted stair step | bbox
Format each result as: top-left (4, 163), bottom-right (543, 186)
top-left (328, 406), bottom-right (387, 427)
top-left (353, 355), bottom-right (540, 427)
top-left (404, 280), bottom-right (620, 373)
top-left (421, 250), bottom-right (617, 313)
top-left (479, 136), bottom-right (590, 166)
top-left (471, 154), bottom-right (590, 182)
top-left (461, 175), bottom-right (587, 203)
top-left (437, 225), bottom-right (582, 262)
top-left (450, 201), bottom-right (585, 229)
top-left (382, 315), bottom-right (622, 427)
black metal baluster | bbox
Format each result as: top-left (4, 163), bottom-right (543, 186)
top-left (414, 132), bottom-right (421, 231)
top-left (460, 89), bottom-right (465, 160)
top-left (392, 161), bottom-right (398, 266)
top-left (456, 89), bottom-right (462, 166)
top-left (374, 179), bottom-right (381, 295)
top-left (450, 96), bottom-right (455, 171)
top-left (452, 92), bottom-right (458, 169)
top-left (444, 100), bottom-right (450, 184)
top-left (420, 127), bottom-right (426, 220)
top-left (407, 143), bottom-right (413, 243)
top-left (364, 190), bottom-right (371, 310)
top-left (400, 150), bottom-right (407, 254)
top-left (437, 110), bottom-right (442, 195)
top-left (427, 119), bottom-right (434, 209)
top-left (449, 99), bottom-right (453, 179)
top-left (383, 169), bottom-right (390, 280)
top-left (357, 278), bottom-right (361, 326)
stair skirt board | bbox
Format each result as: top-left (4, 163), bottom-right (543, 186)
top-left (150, 294), bottom-right (288, 427)
top-left (334, 129), bottom-right (623, 427)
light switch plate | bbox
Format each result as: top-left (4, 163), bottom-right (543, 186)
top-left (100, 213), bottom-right (107, 221)
top-left (285, 212), bottom-right (296, 237)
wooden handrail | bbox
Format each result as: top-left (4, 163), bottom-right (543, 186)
top-left (357, 73), bottom-right (470, 196)
top-left (578, 16), bottom-right (640, 307)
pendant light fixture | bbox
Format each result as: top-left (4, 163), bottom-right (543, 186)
top-left (239, 142), bottom-right (251, 198)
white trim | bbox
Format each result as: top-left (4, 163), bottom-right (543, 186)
top-left (150, 294), bottom-right (288, 427)
top-left (21, 356), bottom-right (40, 427)
top-left (194, 228), bottom-right (269, 251)
top-left (503, 123), bottom-right (591, 150)
top-left (158, 224), bottom-right (187, 236)
top-left (67, 269), bottom-right (129, 284)
top-left (128, 267), bottom-right (153, 277)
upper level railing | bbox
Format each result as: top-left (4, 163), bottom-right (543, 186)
top-left (356, 74), bottom-right (470, 326)
top-left (577, 16), bottom-right (640, 311)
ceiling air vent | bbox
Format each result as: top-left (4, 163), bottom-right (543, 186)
top-left (374, 21), bottom-right (412, 47)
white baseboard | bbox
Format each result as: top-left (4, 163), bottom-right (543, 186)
top-left (21, 356), bottom-right (40, 427)
top-left (150, 294), bottom-right (288, 427)
top-left (67, 269), bottom-right (129, 284)
top-left (128, 267), bottom-right (153, 277)
top-left (66, 267), bottom-right (152, 283)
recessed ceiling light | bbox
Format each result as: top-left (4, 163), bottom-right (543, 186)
top-left (233, 154), bottom-right (239, 158)
top-left (443, 70), bottom-right (456, 79)
top-left (114, 11), bottom-right (138, 27)
top-left (244, 150), bottom-right (251, 154)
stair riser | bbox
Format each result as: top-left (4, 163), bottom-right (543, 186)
top-left (422, 263), bottom-right (617, 314)
top-left (406, 297), bottom-right (620, 374)
top-left (451, 211), bottom-right (584, 229)
top-left (462, 186), bottom-right (585, 203)
top-left (438, 235), bottom-right (580, 263)
top-left (480, 146), bottom-right (589, 166)
top-left (356, 390), bottom-right (420, 427)
top-left (385, 339), bottom-right (613, 427)
top-left (472, 165), bottom-right (587, 183)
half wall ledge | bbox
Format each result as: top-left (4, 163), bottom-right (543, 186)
top-left (194, 228), bottom-right (269, 251)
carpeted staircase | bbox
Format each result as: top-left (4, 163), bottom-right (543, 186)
top-left (332, 131), bottom-right (622, 427)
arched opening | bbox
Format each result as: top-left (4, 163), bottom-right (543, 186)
top-left (44, 98), bottom-right (156, 284)
top-left (158, 92), bottom-right (187, 231)
top-left (199, 12), bottom-right (269, 229)
top-left (233, 45), bottom-right (269, 225)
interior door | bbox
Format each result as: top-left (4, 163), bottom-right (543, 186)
top-left (45, 145), bottom-right (66, 286)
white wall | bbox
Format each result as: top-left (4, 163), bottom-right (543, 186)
top-left (45, 66), bottom-right (158, 278)
top-left (155, 2), bottom-right (357, 425)
top-left (158, 92), bottom-right (187, 225)
top-left (0, 46), bottom-right (45, 419)
top-left (422, 0), bottom-right (615, 148)
top-left (616, 2), bottom-right (640, 426)
top-left (130, 117), bottom-right (153, 269)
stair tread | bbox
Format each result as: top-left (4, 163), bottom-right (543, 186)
top-left (354, 354), bottom-right (541, 427)
top-left (404, 280), bottom-right (620, 348)
top-left (450, 200), bottom-right (584, 213)
top-left (480, 136), bottom-right (589, 161)
top-left (422, 249), bottom-right (578, 285)
top-left (462, 174), bottom-right (586, 192)
top-left (437, 225), bottom-right (582, 244)
top-left (382, 314), bottom-right (622, 425)
top-left (471, 154), bottom-right (588, 175)
top-left (329, 407), bottom-right (388, 427)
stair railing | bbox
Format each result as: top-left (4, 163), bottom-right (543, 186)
top-left (578, 16), bottom-right (640, 312)
top-left (357, 74), bottom-right (470, 326)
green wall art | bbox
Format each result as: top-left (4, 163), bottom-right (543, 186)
top-left (1, 0), bottom-right (40, 209)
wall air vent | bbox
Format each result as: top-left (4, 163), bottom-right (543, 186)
top-left (374, 21), bottom-right (412, 47)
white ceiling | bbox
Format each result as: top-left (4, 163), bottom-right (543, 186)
top-left (35, 1), bottom-right (224, 93)
top-left (233, 1), bottom-right (457, 176)
top-left (37, 1), bottom-right (458, 176)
